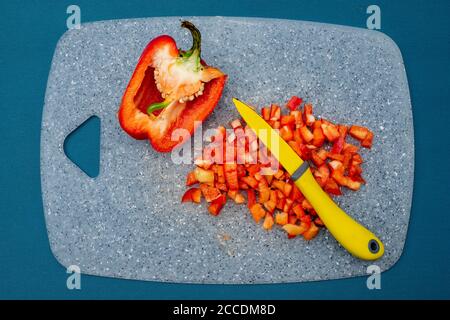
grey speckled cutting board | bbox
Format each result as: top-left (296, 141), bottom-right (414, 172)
top-left (41, 17), bottom-right (414, 283)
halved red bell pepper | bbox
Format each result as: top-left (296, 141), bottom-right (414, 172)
top-left (118, 21), bottom-right (227, 152)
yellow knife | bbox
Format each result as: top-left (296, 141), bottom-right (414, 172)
top-left (233, 98), bottom-right (384, 260)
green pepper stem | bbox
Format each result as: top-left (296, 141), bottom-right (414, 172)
top-left (181, 21), bottom-right (201, 58)
top-left (147, 101), bottom-right (170, 115)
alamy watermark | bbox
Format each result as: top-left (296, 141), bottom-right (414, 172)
top-left (366, 5), bottom-right (381, 30)
top-left (66, 265), bottom-right (81, 290)
top-left (366, 264), bottom-right (381, 289)
top-left (66, 5), bottom-right (81, 30)
top-left (169, 121), bottom-right (280, 174)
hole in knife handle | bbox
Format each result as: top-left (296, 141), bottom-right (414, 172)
top-left (368, 239), bottom-right (380, 254)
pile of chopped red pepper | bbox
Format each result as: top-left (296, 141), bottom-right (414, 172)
top-left (182, 96), bottom-right (374, 240)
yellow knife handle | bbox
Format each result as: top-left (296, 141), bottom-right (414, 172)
top-left (295, 169), bottom-right (384, 260)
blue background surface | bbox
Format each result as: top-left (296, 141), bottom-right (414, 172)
top-left (0, 0), bottom-right (449, 299)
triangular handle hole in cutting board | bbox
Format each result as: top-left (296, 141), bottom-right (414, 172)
top-left (63, 116), bottom-right (100, 178)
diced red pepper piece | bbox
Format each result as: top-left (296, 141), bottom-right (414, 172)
top-left (343, 143), bottom-right (359, 154)
top-left (321, 121), bottom-right (340, 142)
top-left (258, 186), bottom-right (271, 203)
top-left (283, 183), bottom-right (293, 197)
top-left (349, 163), bottom-right (362, 177)
top-left (262, 213), bottom-right (275, 230)
top-left (330, 169), bottom-right (346, 186)
top-left (276, 197), bottom-right (286, 210)
top-left (328, 160), bottom-right (344, 172)
top-left (194, 167), bottom-right (215, 183)
top-left (361, 131), bottom-right (374, 149)
top-left (314, 218), bottom-right (324, 226)
top-left (274, 169), bottom-right (284, 179)
top-left (344, 176), bottom-right (361, 191)
top-left (312, 121), bottom-right (325, 147)
top-left (311, 150), bottom-right (325, 167)
top-left (208, 194), bottom-right (226, 216)
top-left (292, 204), bottom-right (305, 218)
top-left (276, 189), bottom-right (285, 199)
top-left (241, 176), bottom-right (259, 189)
top-left (283, 198), bottom-right (294, 213)
top-left (301, 199), bottom-right (314, 211)
top-left (286, 96), bottom-right (303, 111)
top-left (288, 141), bottom-right (302, 157)
top-left (272, 121), bottom-right (281, 129)
top-left (250, 203), bottom-right (267, 223)
top-left (270, 104), bottom-right (281, 121)
top-left (238, 182), bottom-right (249, 190)
top-left (303, 103), bottom-right (315, 126)
top-left (290, 184), bottom-right (304, 202)
top-left (280, 125), bottom-right (294, 141)
top-left (331, 169), bottom-right (361, 191)
top-left (327, 153), bottom-right (345, 162)
top-left (181, 187), bottom-right (202, 203)
top-left (194, 157), bottom-right (213, 170)
top-left (191, 189), bottom-right (202, 203)
top-left (288, 214), bottom-right (297, 225)
top-left (281, 115), bottom-right (295, 126)
top-left (272, 180), bottom-right (286, 193)
top-left (324, 178), bottom-right (342, 195)
top-left (247, 189), bottom-right (256, 209)
top-left (253, 172), bottom-right (263, 181)
top-left (293, 127), bottom-right (304, 144)
top-left (352, 153), bottom-right (363, 165)
top-left (247, 164), bottom-right (260, 176)
top-left (331, 134), bottom-right (345, 154)
top-left (270, 189), bottom-right (278, 202)
top-left (314, 164), bottom-right (330, 187)
top-left (342, 152), bottom-right (353, 169)
top-left (235, 192), bottom-right (246, 204)
top-left (283, 223), bottom-right (309, 237)
top-left (216, 182), bottom-right (228, 191)
top-left (316, 148), bottom-right (328, 161)
top-left (224, 163), bottom-right (239, 190)
top-left (275, 212), bottom-right (288, 225)
top-left (227, 190), bottom-right (245, 204)
top-left (300, 215), bottom-right (312, 229)
top-left (200, 184), bottom-right (221, 202)
top-left (186, 171), bottom-right (198, 186)
top-left (236, 164), bottom-right (246, 177)
top-left (255, 173), bottom-right (268, 187)
top-left (299, 126), bottom-right (314, 143)
top-left (263, 200), bottom-right (276, 213)
top-left (317, 148), bottom-right (328, 158)
top-left (303, 222), bottom-right (319, 240)
top-left (290, 110), bottom-right (304, 128)
top-left (349, 125), bottom-right (370, 141)
top-left (350, 174), bottom-right (366, 184)
top-left (298, 143), bottom-right (312, 160)
top-left (262, 107), bottom-right (271, 121)
top-left (338, 125), bottom-right (348, 137)
top-left (227, 189), bottom-right (237, 199)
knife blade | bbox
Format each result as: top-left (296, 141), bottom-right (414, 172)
top-left (233, 98), bottom-right (384, 260)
